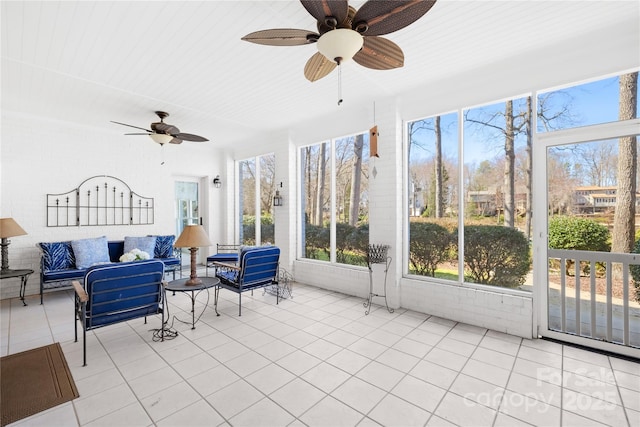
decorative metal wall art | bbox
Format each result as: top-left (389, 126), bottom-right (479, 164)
top-left (46, 175), bottom-right (154, 227)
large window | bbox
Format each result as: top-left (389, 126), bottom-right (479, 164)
top-left (300, 132), bottom-right (369, 266)
top-left (407, 71), bottom-right (638, 292)
top-left (239, 153), bottom-right (276, 246)
top-left (538, 75), bottom-right (640, 132)
top-left (408, 113), bottom-right (459, 279)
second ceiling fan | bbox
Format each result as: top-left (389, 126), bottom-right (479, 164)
top-left (111, 111), bottom-right (209, 145)
top-left (242, 0), bottom-right (437, 82)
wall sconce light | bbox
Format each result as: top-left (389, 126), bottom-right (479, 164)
top-left (273, 190), bottom-right (283, 207)
top-left (213, 175), bottom-right (222, 188)
top-left (273, 182), bottom-right (283, 207)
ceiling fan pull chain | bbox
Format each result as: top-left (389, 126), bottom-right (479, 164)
top-left (337, 64), bottom-right (343, 106)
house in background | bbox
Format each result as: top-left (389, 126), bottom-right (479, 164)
top-left (574, 186), bottom-right (640, 213)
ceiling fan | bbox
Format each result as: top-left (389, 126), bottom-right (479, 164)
top-left (111, 111), bottom-right (209, 145)
top-left (242, 0), bottom-right (437, 82)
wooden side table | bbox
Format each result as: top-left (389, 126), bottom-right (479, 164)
top-left (0, 269), bottom-right (35, 306)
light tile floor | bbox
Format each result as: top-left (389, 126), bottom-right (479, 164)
top-left (1, 273), bottom-right (639, 427)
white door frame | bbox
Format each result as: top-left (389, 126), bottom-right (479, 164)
top-left (533, 117), bottom-right (640, 358)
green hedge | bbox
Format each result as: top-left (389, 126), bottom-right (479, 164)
top-left (458, 225), bottom-right (530, 287)
top-left (548, 216), bottom-right (610, 251)
top-left (409, 222), bottom-right (452, 276)
top-left (302, 222), bottom-right (368, 265)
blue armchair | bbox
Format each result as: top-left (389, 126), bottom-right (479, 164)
top-left (213, 246), bottom-right (280, 316)
top-left (72, 259), bottom-right (165, 366)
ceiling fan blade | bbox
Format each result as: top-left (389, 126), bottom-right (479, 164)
top-left (353, 0), bottom-right (437, 36)
top-left (304, 52), bottom-right (337, 82)
top-left (169, 138), bottom-right (183, 144)
top-left (353, 36), bottom-right (404, 70)
top-left (152, 122), bottom-right (180, 135)
top-left (300, 0), bottom-right (348, 25)
top-left (124, 133), bottom-right (152, 136)
top-left (242, 28), bottom-right (319, 46)
top-left (174, 133), bottom-right (209, 142)
top-left (111, 120), bottom-right (153, 133)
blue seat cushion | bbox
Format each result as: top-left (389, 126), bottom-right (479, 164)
top-left (160, 257), bottom-right (180, 267)
top-left (217, 269), bottom-right (239, 287)
top-left (42, 268), bottom-right (87, 283)
top-left (207, 253), bottom-right (239, 263)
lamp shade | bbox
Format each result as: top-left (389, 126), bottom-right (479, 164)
top-left (175, 225), bottom-right (212, 248)
top-left (0, 218), bottom-right (27, 238)
top-left (150, 133), bottom-right (173, 145)
top-left (317, 28), bottom-right (363, 63)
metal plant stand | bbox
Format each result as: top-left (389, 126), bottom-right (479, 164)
top-left (264, 267), bottom-right (293, 300)
top-left (363, 244), bottom-right (394, 315)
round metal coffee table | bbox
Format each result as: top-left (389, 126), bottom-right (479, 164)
top-left (165, 277), bottom-right (220, 329)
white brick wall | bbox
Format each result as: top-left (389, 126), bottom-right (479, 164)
top-left (293, 260), bottom-right (370, 298)
top-left (1, 113), bottom-right (222, 301)
top-left (401, 278), bottom-right (534, 338)
top-left (293, 260), bottom-right (533, 339)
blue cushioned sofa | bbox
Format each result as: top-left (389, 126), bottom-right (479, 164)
top-left (37, 235), bottom-right (180, 304)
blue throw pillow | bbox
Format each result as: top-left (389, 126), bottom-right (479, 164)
top-left (39, 241), bottom-right (75, 271)
top-left (123, 236), bottom-right (157, 258)
top-left (71, 236), bottom-right (110, 269)
top-left (150, 235), bottom-right (175, 258)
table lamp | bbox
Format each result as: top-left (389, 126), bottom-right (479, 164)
top-left (174, 225), bottom-right (212, 285)
top-left (0, 218), bottom-right (27, 271)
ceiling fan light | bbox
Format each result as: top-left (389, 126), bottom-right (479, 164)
top-left (150, 133), bottom-right (173, 145)
top-left (317, 29), bottom-right (363, 64)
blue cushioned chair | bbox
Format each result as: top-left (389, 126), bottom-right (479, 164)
top-left (206, 243), bottom-right (240, 276)
top-left (213, 246), bottom-right (280, 316)
top-left (72, 259), bottom-right (165, 366)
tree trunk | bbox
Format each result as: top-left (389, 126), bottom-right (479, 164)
top-left (434, 116), bottom-right (444, 218)
top-left (349, 134), bottom-right (364, 226)
top-left (315, 143), bottom-right (326, 226)
top-left (305, 147), bottom-right (313, 224)
top-left (504, 100), bottom-right (515, 228)
top-left (611, 72), bottom-right (638, 254)
top-left (525, 96), bottom-right (533, 239)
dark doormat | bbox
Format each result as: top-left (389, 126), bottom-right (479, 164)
top-left (1, 343), bottom-right (79, 426)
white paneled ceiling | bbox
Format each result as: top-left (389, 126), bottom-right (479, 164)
top-left (2, 1), bottom-right (639, 149)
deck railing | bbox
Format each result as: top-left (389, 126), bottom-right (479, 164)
top-left (547, 249), bottom-right (640, 348)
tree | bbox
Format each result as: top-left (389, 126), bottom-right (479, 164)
top-left (434, 116), bottom-right (444, 218)
top-left (259, 154), bottom-right (276, 215)
top-left (611, 72), bottom-right (638, 254)
top-left (349, 134), bottom-right (364, 225)
top-left (524, 96), bottom-right (533, 240)
top-left (465, 102), bottom-right (521, 227)
top-left (503, 100), bottom-right (516, 227)
top-left (409, 117), bottom-right (445, 218)
top-left (547, 150), bottom-right (579, 214)
top-left (466, 94), bottom-right (574, 232)
top-left (576, 142), bottom-right (618, 186)
top-left (426, 166), bottom-right (449, 217)
top-left (315, 143), bottom-right (327, 225)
